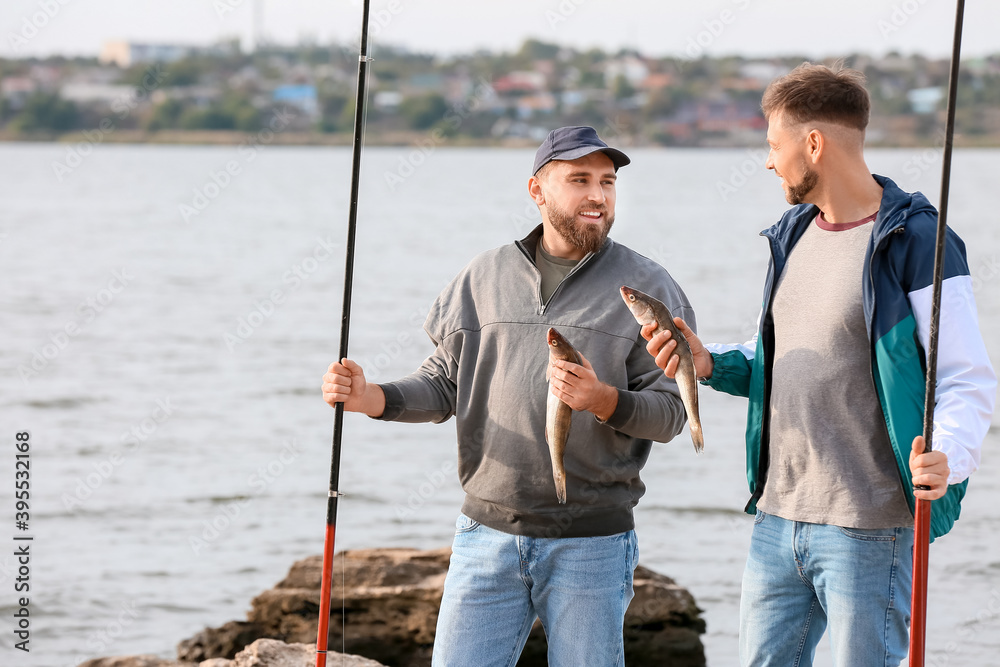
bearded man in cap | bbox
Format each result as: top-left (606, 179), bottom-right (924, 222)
top-left (322, 126), bottom-right (697, 666)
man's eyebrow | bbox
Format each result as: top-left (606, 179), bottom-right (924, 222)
top-left (566, 170), bottom-right (617, 180)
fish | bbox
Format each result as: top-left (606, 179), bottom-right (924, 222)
top-left (619, 285), bottom-right (704, 453)
top-left (545, 327), bottom-right (582, 504)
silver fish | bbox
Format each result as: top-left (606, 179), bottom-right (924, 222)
top-left (545, 327), bottom-right (581, 504)
top-left (619, 285), bottom-right (704, 453)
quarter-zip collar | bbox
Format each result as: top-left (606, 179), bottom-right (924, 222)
top-left (515, 224), bottom-right (614, 313)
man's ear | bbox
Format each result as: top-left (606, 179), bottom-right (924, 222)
top-left (806, 128), bottom-right (824, 164)
top-left (528, 176), bottom-right (545, 206)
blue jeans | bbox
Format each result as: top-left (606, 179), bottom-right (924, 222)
top-left (432, 514), bottom-right (638, 667)
top-left (740, 511), bottom-right (914, 667)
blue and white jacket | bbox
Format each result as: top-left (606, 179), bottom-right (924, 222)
top-left (705, 174), bottom-right (995, 540)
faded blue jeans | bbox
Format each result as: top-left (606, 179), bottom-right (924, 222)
top-left (431, 513), bottom-right (638, 667)
top-left (740, 511), bottom-right (914, 667)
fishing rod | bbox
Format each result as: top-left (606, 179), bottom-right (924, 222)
top-left (909, 0), bottom-right (965, 664)
top-left (315, 0), bottom-right (372, 665)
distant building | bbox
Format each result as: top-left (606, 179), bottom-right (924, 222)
top-left (662, 98), bottom-right (765, 143)
top-left (405, 73), bottom-right (445, 94)
top-left (374, 90), bottom-right (403, 111)
top-left (907, 87), bottom-right (944, 114)
top-left (273, 84), bottom-right (318, 116)
top-left (515, 92), bottom-right (557, 119)
top-left (604, 56), bottom-right (649, 87)
top-left (99, 42), bottom-right (190, 68)
top-left (98, 41), bottom-right (237, 68)
top-left (640, 73), bottom-right (674, 91)
top-left (493, 71), bottom-right (546, 94)
top-left (738, 62), bottom-right (789, 88)
top-left (60, 83), bottom-right (137, 104)
top-left (0, 77), bottom-right (37, 110)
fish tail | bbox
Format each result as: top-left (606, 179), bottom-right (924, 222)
top-left (690, 422), bottom-right (705, 454)
top-left (676, 363), bottom-right (705, 454)
top-left (554, 471), bottom-right (567, 504)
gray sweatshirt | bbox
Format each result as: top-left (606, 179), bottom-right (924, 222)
top-left (379, 226), bottom-right (695, 538)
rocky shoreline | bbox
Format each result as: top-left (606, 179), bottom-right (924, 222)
top-left (83, 547), bottom-right (706, 667)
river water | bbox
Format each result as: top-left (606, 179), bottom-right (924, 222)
top-left (0, 142), bottom-right (997, 666)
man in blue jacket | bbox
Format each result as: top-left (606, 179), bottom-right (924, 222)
top-left (644, 64), bottom-right (995, 666)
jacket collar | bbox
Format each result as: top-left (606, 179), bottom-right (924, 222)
top-left (760, 173), bottom-right (935, 258)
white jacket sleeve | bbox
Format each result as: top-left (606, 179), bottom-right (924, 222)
top-left (908, 275), bottom-right (997, 484)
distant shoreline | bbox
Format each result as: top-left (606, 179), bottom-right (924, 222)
top-left (0, 129), bottom-right (538, 148)
top-left (2, 129), bottom-right (998, 149)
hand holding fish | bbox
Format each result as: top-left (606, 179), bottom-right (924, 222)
top-left (641, 319), bottom-right (714, 380)
top-left (909, 435), bottom-right (950, 500)
top-left (620, 285), bottom-right (704, 452)
top-left (322, 358), bottom-right (386, 417)
top-left (549, 352), bottom-right (619, 421)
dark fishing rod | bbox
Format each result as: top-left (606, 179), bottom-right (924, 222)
top-left (909, 1), bottom-right (965, 664)
top-left (316, 1), bottom-right (371, 665)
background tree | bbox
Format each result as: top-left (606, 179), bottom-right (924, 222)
top-left (9, 92), bottom-right (79, 133)
top-left (399, 93), bottom-right (448, 130)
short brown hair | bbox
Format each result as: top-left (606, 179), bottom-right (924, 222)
top-left (761, 63), bottom-right (870, 132)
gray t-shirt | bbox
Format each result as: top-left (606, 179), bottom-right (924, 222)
top-left (536, 241), bottom-right (578, 303)
top-left (758, 214), bottom-right (913, 529)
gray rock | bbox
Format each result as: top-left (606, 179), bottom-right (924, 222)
top-left (78, 656), bottom-right (198, 667)
top-left (227, 639), bottom-right (384, 667)
top-left (177, 547), bottom-right (706, 666)
top-left (79, 639), bottom-right (384, 667)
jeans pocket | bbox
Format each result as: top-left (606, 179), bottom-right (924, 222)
top-left (837, 526), bottom-right (898, 542)
top-left (754, 510), bottom-right (766, 525)
top-left (455, 513), bottom-right (481, 534)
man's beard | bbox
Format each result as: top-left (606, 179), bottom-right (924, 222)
top-left (785, 166), bottom-right (819, 205)
top-left (547, 202), bottom-right (614, 255)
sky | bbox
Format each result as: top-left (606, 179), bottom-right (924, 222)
top-left (2, 0), bottom-right (998, 61)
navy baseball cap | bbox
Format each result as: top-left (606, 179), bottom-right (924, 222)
top-left (532, 126), bottom-right (631, 175)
